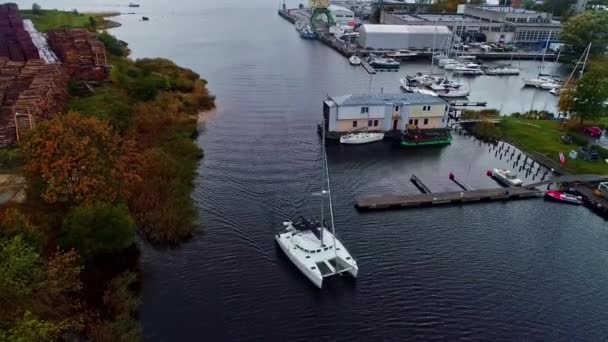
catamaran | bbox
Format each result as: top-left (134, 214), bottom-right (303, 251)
top-left (275, 121), bottom-right (358, 288)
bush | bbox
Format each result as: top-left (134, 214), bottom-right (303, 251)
top-left (473, 121), bottom-right (500, 140)
top-left (570, 132), bottom-right (589, 147)
top-left (591, 145), bottom-right (608, 160)
top-left (59, 203), bottom-right (136, 258)
top-left (97, 32), bottom-right (128, 57)
top-left (0, 148), bottom-right (22, 171)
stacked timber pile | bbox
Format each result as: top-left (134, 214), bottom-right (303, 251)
top-left (47, 28), bottom-right (108, 82)
top-left (0, 3), bottom-right (40, 62)
top-left (0, 58), bottom-right (68, 147)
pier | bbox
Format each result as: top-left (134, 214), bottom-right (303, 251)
top-left (356, 187), bottom-right (542, 211)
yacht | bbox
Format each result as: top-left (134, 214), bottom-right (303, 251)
top-left (387, 49), bottom-right (418, 59)
top-left (340, 131), bottom-right (384, 144)
top-left (438, 58), bottom-right (457, 67)
top-left (453, 63), bottom-right (483, 75)
top-left (540, 81), bottom-right (560, 90)
top-left (488, 168), bottom-right (523, 187)
top-left (299, 25), bottom-right (317, 40)
top-left (368, 54), bottom-right (399, 69)
top-left (400, 79), bottom-right (437, 96)
top-left (522, 76), bottom-right (555, 88)
top-left (436, 88), bottom-right (470, 98)
top-left (275, 123), bottom-right (358, 289)
top-left (443, 62), bottom-right (462, 70)
top-left (128, 3), bottom-right (140, 7)
top-left (349, 55), bottom-right (361, 66)
top-left (485, 66), bottom-right (520, 75)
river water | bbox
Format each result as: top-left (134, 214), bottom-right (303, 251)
top-left (15, 0), bottom-right (608, 340)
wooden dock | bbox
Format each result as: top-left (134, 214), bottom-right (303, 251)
top-left (356, 187), bottom-right (542, 211)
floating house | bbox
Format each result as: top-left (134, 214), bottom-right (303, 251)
top-left (323, 93), bottom-right (449, 134)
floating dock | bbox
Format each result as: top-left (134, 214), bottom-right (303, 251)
top-left (356, 187), bottom-right (542, 211)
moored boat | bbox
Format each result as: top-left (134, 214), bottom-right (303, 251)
top-left (436, 88), bottom-right (470, 98)
top-left (522, 76), bottom-right (554, 87)
top-left (453, 63), bottom-right (483, 75)
top-left (349, 55), bottom-right (361, 66)
top-left (368, 54), bottom-right (399, 69)
top-left (544, 190), bottom-right (583, 205)
top-left (387, 49), bottom-right (418, 59)
top-left (340, 132), bottom-right (384, 144)
top-left (485, 66), bottom-right (520, 75)
top-left (487, 168), bottom-right (523, 187)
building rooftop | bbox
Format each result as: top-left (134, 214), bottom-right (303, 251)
top-left (473, 5), bottom-right (541, 14)
top-left (361, 24), bottom-right (451, 34)
top-left (328, 4), bottom-right (354, 13)
top-left (329, 93), bottom-right (447, 106)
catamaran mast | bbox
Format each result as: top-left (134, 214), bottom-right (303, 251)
top-left (538, 31), bottom-right (552, 77)
top-left (320, 118), bottom-right (325, 247)
top-left (323, 133), bottom-right (338, 270)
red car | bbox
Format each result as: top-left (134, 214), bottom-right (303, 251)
top-left (583, 126), bottom-right (602, 137)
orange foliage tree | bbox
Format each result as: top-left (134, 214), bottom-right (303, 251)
top-left (22, 112), bottom-right (128, 205)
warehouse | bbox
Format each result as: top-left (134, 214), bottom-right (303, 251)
top-left (358, 24), bottom-right (450, 50)
top-left (327, 5), bottom-right (355, 25)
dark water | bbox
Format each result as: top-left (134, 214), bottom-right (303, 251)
top-left (16, 0), bottom-right (608, 340)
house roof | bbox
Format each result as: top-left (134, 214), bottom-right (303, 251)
top-left (361, 24), bottom-right (451, 34)
top-left (329, 93), bottom-right (447, 106)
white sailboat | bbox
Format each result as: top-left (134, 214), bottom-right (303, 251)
top-left (275, 123), bottom-right (358, 289)
top-left (523, 32), bottom-right (557, 87)
top-left (437, 87), bottom-right (470, 98)
top-left (486, 66), bottom-right (520, 75)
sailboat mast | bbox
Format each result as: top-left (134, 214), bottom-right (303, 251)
top-left (538, 31), bottom-right (552, 77)
top-left (580, 42), bottom-right (591, 75)
top-left (320, 118), bottom-right (325, 247)
top-left (323, 141), bottom-right (338, 269)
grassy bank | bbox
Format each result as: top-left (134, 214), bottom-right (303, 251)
top-left (21, 9), bottom-right (120, 32)
top-left (500, 118), bottom-right (608, 175)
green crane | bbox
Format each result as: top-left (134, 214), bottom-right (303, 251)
top-left (309, 0), bottom-right (335, 31)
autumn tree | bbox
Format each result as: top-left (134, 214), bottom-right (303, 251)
top-left (22, 112), bottom-right (125, 205)
top-left (561, 11), bottom-right (608, 58)
top-left (559, 58), bottom-right (608, 122)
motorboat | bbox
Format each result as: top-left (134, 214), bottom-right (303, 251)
top-left (413, 88), bottom-right (438, 97)
top-left (485, 66), bottom-right (521, 75)
top-left (459, 55), bottom-right (476, 61)
top-left (349, 55), bottom-right (361, 66)
top-left (452, 63), bottom-right (483, 75)
top-left (128, 3), bottom-right (140, 7)
top-left (488, 168), bottom-right (523, 187)
top-left (295, 21), bottom-right (306, 31)
top-left (299, 25), bottom-right (317, 39)
top-left (400, 78), bottom-right (415, 92)
top-left (438, 58), bottom-right (457, 67)
top-left (540, 81), bottom-right (560, 90)
top-left (522, 76), bottom-right (554, 87)
top-left (368, 54), bottom-right (399, 69)
top-left (549, 87), bottom-right (561, 96)
top-left (340, 131), bottom-right (384, 144)
top-left (443, 62), bottom-right (462, 70)
top-left (429, 78), bottom-right (462, 91)
top-left (399, 79), bottom-right (437, 96)
top-left (544, 190), bottom-right (583, 205)
top-left (275, 122), bottom-right (358, 289)
top-left (437, 88), bottom-right (470, 98)
top-left (387, 49), bottom-right (418, 59)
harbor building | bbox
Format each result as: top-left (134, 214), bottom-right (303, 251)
top-left (323, 93), bottom-right (448, 134)
top-left (327, 5), bottom-right (355, 25)
top-left (358, 24), bottom-right (451, 50)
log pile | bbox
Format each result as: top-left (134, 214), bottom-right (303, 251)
top-left (47, 28), bottom-right (108, 82)
top-left (0, 58), bottom-right (68, 147)
top-left (0, 3), bottom-right (40, 62)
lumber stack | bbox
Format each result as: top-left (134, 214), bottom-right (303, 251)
top-left (0, 3), bottom-right (40, 62)
top-left (0, 58), bottom-right (68, 147)
top-left (47, 28), bottom-right (108, 82)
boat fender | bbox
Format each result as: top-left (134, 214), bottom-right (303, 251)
top-left (449, 172), bottom-right (455, 180)
top-left (486, 170), bottom-right (493, 176)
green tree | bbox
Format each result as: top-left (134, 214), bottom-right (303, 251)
top-left (561, 11), bottom-right (608, 58)
top-left (523, 0), bottom-right (536, 9)
top-left (59, 203), bottom-right (136, 258)
top-left (563, 58), bottom-right (608, 122)
top-left (32, 3), bottom-right (42, 15)
top-left (1, 311), bottom-right (63, 341)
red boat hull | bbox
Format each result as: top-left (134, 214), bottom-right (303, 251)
top-left (544, 190), bottom-right (583, 205)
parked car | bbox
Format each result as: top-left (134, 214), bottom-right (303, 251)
top-left (560, 135), bottom-right (573, 144)
top-left (583, 126), bottom-right (602, 137)
top-left (579, 146), bottom-right (599, 161)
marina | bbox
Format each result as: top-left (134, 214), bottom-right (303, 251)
top-left (53, 0), bottom-right (608, 340)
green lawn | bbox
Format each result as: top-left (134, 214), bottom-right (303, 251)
top-left (21, 10), bottom-right (118, 32)
top-left (500, 118), bottom-right (608, 175)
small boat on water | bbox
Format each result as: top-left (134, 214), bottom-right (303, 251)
top-left (522, 76), bottom-right (555, 88)
top-left (438, 58), bottom-right (457, 67)
top-left (540, 81), bottom-right (560, 90)
top-left (299, 25), bottom-right (317, 39)
top-left (549, 87), bottom-right (561, 96)
top-left (453, 63), bottom-right (483, 75)
top-left (387, 49), bottom-right (418, 59)
top-left (488, 168), bottom-right (523, 187)
top-left (368, 54), bottom-right (399, 69)
top-left (437, 88), bottom-right (470, 98)
top-left (544, 190), bottom-right (583, 205)
top-left (128, 2), bottom-right (140, 7)
top-left (349, 55), bottom-right (361, 66)
top-left (399, 79), bottom-right (438, 96)
top-left (485, 66), bottom-right (520, 75)
top-left (340, 131), bottom-right (384, 144)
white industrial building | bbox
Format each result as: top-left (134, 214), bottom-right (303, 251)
top-left (358, 24), bottom-right (451, 50)
top-left (327, 5), bottom-right (355, 25)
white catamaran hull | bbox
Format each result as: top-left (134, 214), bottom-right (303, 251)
top-left (275, 234), bottom-right (323, 288)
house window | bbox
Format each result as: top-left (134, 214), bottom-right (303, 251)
top-left (353, 121), bottom-right (357, 128)
top-left (424, 118), bottom-right (429, 125)
top-left (409, 119), bottom-right (413, 125)
top-left (368, 120), bottom-right (373, 127)
top-left (373, 120), bottom-right (379, 127)
top-left (394, 105), bottom-right (400, 111)
top-left (414, 119), bottom-right (419, 125)
top-left (360, 106), bottom-right (369, 113)
top-left (422, 105), bottom-right (431, 112)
